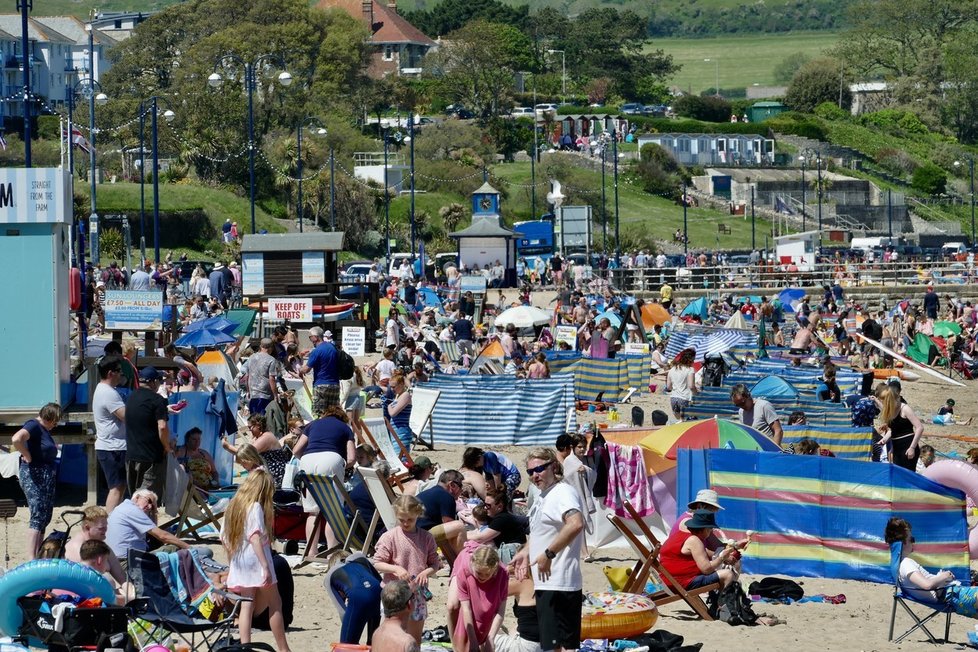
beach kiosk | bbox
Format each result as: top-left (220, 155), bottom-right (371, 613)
top-left (775, 230), bottom-right (819, 272)
top-left (449, 181), bottom-right (522, 287)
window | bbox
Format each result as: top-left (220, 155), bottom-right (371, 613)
top-left (383, 45), bottom-right (394, 61)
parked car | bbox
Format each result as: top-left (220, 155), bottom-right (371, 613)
top-left (642, 104), bottom-right (668, 117)
top-left (444, 104), bottom-right (475, 119)
top-left (510, 107), bottom-right (534, 118)
top-left (339, 261), bottom-right (373, 283)
top-left (534, 103), bottom-right (558, 118)
top-left (620, 103), bottom-right (644, 115)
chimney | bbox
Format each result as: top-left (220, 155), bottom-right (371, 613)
top-left (361, 0), bottom-right (373, 26)
top-left (387, 0), bottom-right (397, 12)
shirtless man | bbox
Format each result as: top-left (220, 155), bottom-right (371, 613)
top-left (572, 298), bottom-right (589, 325)
top-left (64, 506), bottom-right (125, 584)
top-left (789, 317), bottom-right (815, 355)
top-left (372, 580), bottom-right (419, 652)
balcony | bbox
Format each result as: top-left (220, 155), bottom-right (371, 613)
top-left (4, 55), bottom-right (38, 70)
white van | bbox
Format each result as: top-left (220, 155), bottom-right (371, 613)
top-left (388, 252), bottom-right (415, 277)
top-left (942, 242), bottom-right (967, 256)
top-left (535, 103), bottom-right (558, 118)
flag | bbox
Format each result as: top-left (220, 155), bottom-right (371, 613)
top-left (0, 132), bottom-right (7, 151)
top-left (63, 126), bottom-right (91, 154)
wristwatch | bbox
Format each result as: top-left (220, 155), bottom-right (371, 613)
top-left (544, 548), bottom-right (557, 560)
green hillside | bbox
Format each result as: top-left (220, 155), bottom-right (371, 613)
top-left (30, 1), bottom-right (178, 16)
top-left (656, 32), bottom-right (840, 95)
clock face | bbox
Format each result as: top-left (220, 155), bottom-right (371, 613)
top-left (479, 196), bottom-right (493, 211)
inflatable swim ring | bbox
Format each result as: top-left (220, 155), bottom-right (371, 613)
top-left (580, 591), bottom-right (658, 640)
top-left (922, 460), bottom-right (978, 558)
top-left (0, 559), bottom-right (115, 637)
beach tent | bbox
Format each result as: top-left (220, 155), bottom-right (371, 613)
top-left (470, 340), bottom-right (506, 374)
top-left (640, 303), bottom-right (671, 329)
top-left (196, 349), bottom-right (238, 390)
top-left (750, 376), bottom-right (799, 399)
top-left (724, 311), bottom-right (749, 329)
top-left (677, 449), bottom-right (968, 583)
top-left (594, 310), bottom-right (623, 330)
top-left (777, 288), bottom-right (805, 313)
top-left (907, 333), bottom-right (939, 365)
top-left (417, 287), bottom-right (444, 314)
top-left (224, 309), bottom-right (258, 338)
top-left (680, 297), bottom-right (708, 320)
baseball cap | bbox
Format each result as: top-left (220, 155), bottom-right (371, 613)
top-left (139, 366), bottom-right (163, 382)
top-left (413, 456), bottom-right (434, 470)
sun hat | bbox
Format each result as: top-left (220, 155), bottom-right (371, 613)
top-left (686, 509), bottom-right (719, 530)
top-left (688, 489), bottom-right (724, 511)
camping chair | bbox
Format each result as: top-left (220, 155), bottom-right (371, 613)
top-left (620, 500), bottom-right (717, 620)
top-left (887, 541), bottom-right (953, 644)
top-left (162, 455), bottom-right (227, 542)
top-left (126, 548), bottom-right (246, 651)
top-left (294, 473), bottom-right (376, 570)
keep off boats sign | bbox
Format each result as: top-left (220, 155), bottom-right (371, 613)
top-left (267, 298), bottom-right (312, 322)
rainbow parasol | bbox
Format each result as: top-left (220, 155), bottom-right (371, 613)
top-left (638, 417), bottom-right (782, 461)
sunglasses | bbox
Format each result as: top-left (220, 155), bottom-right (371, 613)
top-left (527, 461), bottom-right (552, 476)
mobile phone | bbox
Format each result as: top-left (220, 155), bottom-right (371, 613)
top-left (421, 586), bottom-right (433, 601)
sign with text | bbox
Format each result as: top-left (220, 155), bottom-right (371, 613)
top-left (460, 274), bottom-right (488, 294)
top-left (0, 168), bottom-right (72, 224)
top-left (342, 326), bottom-right (366, 357)
top-left (242, 253), bottom-right (264, 296)
top-left (267, 298), bottom-right (312, 322)
top-left (301, 252), bottom-right (325, 284)
top-left (624, 342), bottom-right (650, 354)
top-left (104, 290), bottom-right (164, 331)
top-left (555, 325), bottom-right (578, 350)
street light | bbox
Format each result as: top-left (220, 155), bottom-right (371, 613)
top-left (704, 58), bottom-right (720, 97)
top-left (547, 49), bottom-right (566, 103)
top-left (955, 158), bottom-right (976, 246)
top-left (140, 97), bottom-right (175, 264)
top-left (208, 53), bottom-right (292, 234)
top-left (816, 150), bottom-right (823, 251)
top-left (798, 154), bottom-right (807, 232)
top-left (65, 74), bottom-right (107, 266)
top-left (296, 117), bottom-right (326, 233)
top-left (612, 125), bottom-right (621, 266)
top-left (18, 0), bottom-right (32, 166)
top-left (381, 120), bottom-right (404, 268)
top-left (404, 112), bottom-right (418, 259)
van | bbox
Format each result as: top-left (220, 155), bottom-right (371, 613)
top-left (942, 242), bottom-right (967, 256)
top-left (388, 252), bottom-right (414, 277)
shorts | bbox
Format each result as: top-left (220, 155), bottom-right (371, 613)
top-left (299, 451), bottom-right (345, 512)
top-left (687, 572), bottom-right (720, 589)
top-left (536, 589), bottom-right (582, 651)
top-left (312, 384), bottom-right (340, 417)
top-left (788, 347), bottom-right (809, 355)
top-left (96, 449), bottom-right (127, 488)
top-left (409, 586), bottom-right (428, 622)
top-left (249, 397), bottom-right (272, 415)
top-left (670, 397), bottom-right (690, 416)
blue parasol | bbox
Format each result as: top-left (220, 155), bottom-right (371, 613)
top-left (173, 327), bottom-right (237, 349)
top-left (183, 316), bottom-right (237, 334)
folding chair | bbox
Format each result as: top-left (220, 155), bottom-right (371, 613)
top-left (887, 541), bottom-right (953, 644)
top-left (295, 473), bottom-right (375, 570)
top-left (127, 548), bottom-right (246, 651)
top-left (619, 500), bottom-right (717, 620)
top-left (162, 455), bottom-right (227, 542)
top-left (359, 466), bottom-right (398, 532)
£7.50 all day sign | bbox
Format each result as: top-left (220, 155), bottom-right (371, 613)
top-left (267, 298), bottom-right (312, 321)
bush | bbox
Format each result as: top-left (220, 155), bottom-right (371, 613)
top-left (814, 102), bottom-right (848, 121)
top-left (640, 143), bottom-right (680, 174)
top-left (875, 147), bottom-right (918, 176)
top-left (629, 116), bottom-right (767, 136)
top-left (672, 95), bottom-right (732, 123)
top-left (765, 116), bottom-right (827, 140)
top-left (99, 227), bottom-right (125, 261)
top-left (911, 162), bottom-right (948, 195)
top-left (784, 58), bottom-right (852, 114)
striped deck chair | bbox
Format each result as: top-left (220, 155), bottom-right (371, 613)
top-left (441, 340), bottom-right (461, 363)
top-left (295, 473), bottom-right (375, 569)
top-left (358, 466), bottom-right (397, 532)
top-left (162, 455), bottom-right (226, 542)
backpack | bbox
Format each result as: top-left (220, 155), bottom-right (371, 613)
top-left (708, 582), bottom-right (758, 626)
top-left (338, 348), bottom-right (356, 381)
top-left (702, 354), bottom-right (728, 387)
top-left (748, 577), bottom-right (804, 602)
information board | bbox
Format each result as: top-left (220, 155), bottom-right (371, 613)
top-left (301, 252), bottom-right (325, 284)
top-left (342, 326), bottom-right (366, 357)
top-left (242, 253), bottom-right (264, 295)
top-left (0, 168), bottom-right (71, 224)
top-left (555, 325), bottom-right (578, 350)
top-left (267, 298), bottom-right (312, 321)
top-left (104, 290), bottom-right (164, 331)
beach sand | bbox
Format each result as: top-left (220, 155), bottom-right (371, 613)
top-left (5, 304), bottom-right (978, 650)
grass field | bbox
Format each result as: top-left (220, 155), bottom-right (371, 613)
top-left (651, 32), bottom-right (840, 95)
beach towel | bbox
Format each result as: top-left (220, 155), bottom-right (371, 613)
top-left (604, 442), bottom-right (655, 517)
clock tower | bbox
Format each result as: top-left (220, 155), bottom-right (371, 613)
top-left (448, 179), bottom-right (522, 287)
top-left (471, 181), bottom-right (500, 219)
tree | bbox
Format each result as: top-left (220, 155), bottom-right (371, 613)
top-left (783, 58), bottom-right (852, 114)
top-left (424, 20), bottom-right (532, 120)
top-left (942, 28), bottom-right (978, 143)
top-left (912, 162), bottom-right (948, 195)
top-left (774, 53), bottom-right (811, 84)
top-left (440, 203), bottom-right (466, 233)
top-left (404, 0), bottom-right (529, 38)
top-left (672, 95), bottom-right (731, 122)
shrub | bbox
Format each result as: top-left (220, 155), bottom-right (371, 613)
top-left (814, 102), bottom-right (848, 121)
top-left (99, 227), bottom-right (125, 261)
top-left (672, 94), bottom-right (732, 123)
top-left (875, 147), bottom-right (918, 176)
top-left (911, 162), bottom-right (947, 195)
top-left (784, 58), bottom-right (852, 113)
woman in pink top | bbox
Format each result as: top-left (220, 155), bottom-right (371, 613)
top-left (371, 494), bottom-right (442, 643)
top-left (448, 542), bottom-right (509, 652)
top-left (526, 352), bottom-right (550, 379)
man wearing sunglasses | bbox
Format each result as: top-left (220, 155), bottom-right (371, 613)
top-left (512, 448), bottom-right (584, 652)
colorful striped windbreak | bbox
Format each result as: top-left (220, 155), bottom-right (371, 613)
top-left (677, 449), bottom-right (969, 583)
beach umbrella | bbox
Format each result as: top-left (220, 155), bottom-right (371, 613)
top-left (638, 417), bottom-right (782, 461)
top-left (594, 310), bottom-right (623, 329)
top-left (933, 321), bottom-right (962, 337)
top-left (183, 316), bottom-right (236, 334)
top-left (494, 305), bottom-right (554, 328)
top-left (641, 303), bottom-right (671, 329)
top-left (173, 327), bottom-right (237, 349)
top-left (776, 288), bottom-right (805, 313)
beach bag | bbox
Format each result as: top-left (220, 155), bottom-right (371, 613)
top-left (281, 458), bottom-right (300, 491)
top-left (708, 582), bottom-right (758, 626)
top-left (748, 577), bottom-right (804, 602)
top-left (338, 349), bottom-right (356, 381)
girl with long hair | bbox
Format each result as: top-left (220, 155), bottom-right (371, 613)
top-left (876, 384), bottom-right (924, 471)
top-left (221, 470), bottom-right (291, 651)
top-left (666, 348), bottom-right (698, 422)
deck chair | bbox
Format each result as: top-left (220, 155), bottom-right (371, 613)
top-left (295, 472), bottom-right (375, 570)
top-left (619, 500), bottom-right (717, 620)
top-left (606, 514), bottom-right (654, 593)
top-left (888, 541), bottom-right (953, 643)
top-left (162, 454), bottom-right (227, 542)
top-left (359, 466), bottom-right (397, 532)
top-left (126, 548), bottom-right (246, 651)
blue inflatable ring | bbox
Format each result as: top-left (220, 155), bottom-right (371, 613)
top-left (0, 559), bottom-right (115, 637)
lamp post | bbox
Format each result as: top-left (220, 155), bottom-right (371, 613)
top-left (612, 125), bottom-right (620, 266)
top-left (547, 49), bottom-right (566, 103)
top-left (66, 74), bottom-right (107, 265)
top-left (296, 117), bottom-right (326, 233)
top-left (138, 101), bottom-right (146, 261)
top-left (682, 180), bottom-right (688, 255)
top-left (18, 0), bottom-right (32, 166)
top-left (144, 97), bottom-right (175, 264)
top-left (798, 154), bottom-right (807, 232)
top-left (704, 58), bottom-right (720, 96)
top-left (816, 150), bottom-right (823, 248)
top-left (955, 158), bottom-right (976, 246)
top-left (599, 136), bottom-right (607, 252)
top-left (407, 113), bottom-right (417, 259)
top-left (381, 120), bottom-right (404, 268)
top-left (208, 54), bottom-right (292, 234)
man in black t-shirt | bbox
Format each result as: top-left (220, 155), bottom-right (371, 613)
top-left (125, 367), bottom-right (172, 497)
top-left (416, 469), bottom-right (467, 557)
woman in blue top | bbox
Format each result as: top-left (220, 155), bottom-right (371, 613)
top-left (482, 451), bottom-right (522, 496)
top-left (11, 403), bottom-right (62, 559)
top-left (383, 371), bottom-right (413, 462)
